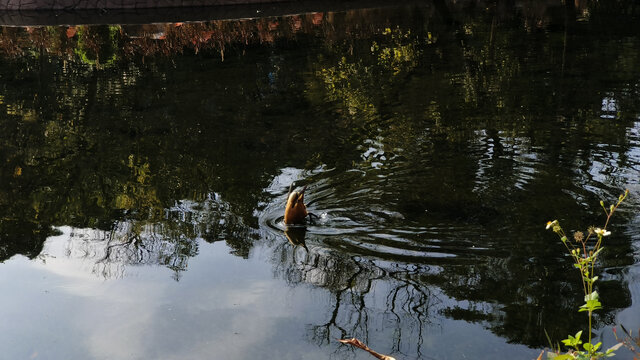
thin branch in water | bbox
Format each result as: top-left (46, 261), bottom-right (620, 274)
top-left (338, 338), bottom-right (396, 360)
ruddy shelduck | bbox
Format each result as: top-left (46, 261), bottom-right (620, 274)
top-left (284, 184), bottom-right (310, 225)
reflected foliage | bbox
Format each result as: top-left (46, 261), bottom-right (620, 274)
top-left (0, 0), bottom-right (640, 354)
top-left (270, 242), bottom-right (437, 358)
top-left (44, 194), bottom-right (252, 279)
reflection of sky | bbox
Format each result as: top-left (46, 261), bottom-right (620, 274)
top-left (0, 227), bottom-right (541, 360)
top-left (472, 130), bottom-right (539, 194)
top-left (623, 121), bottom-right (640, 185)
top-left (597, 120), bottom-right (640, 358)
top-left (601, 96), bottom-right (618, 119)
top-left (0, 229), bottom-right (328, 359)
top-left (615, 206), bottom-right (640, 346)
top-left (588, 121), bottom-right (640, 204)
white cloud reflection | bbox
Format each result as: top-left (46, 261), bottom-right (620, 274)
top-left (0, 228), bottom-right (328, 360)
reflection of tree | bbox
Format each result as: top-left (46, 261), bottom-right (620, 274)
top-left (40, 194), bottom-right (252, 279)
top-left (1, 9), bottom-right (427, 63)
top-left (270, 239), bottom-right (439, 357)
top-left (65, 221), bottom-right (200, 280)
top-left (0, 219), bottom-right (52, 260)
top-left (75, 25), bottom-right (120, 68)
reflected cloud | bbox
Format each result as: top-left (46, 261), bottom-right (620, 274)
top-left (7, 238), bottom-right (327, 360)
top-left (35, 193), bottom-right (251, 280)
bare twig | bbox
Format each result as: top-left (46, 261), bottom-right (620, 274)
top-left (338, 338), bottom-right (396, 360)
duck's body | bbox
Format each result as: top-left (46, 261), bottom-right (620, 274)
top-left (284, 186), bottom-right (309, 225)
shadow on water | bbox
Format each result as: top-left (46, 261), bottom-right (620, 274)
top-left (1, 0), bottom-right (640, 358)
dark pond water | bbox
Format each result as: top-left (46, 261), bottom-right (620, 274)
top-left (1, 1), bottom-right (640, 359)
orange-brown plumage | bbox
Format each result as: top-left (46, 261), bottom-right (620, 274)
top-left (284, 186), bottom-right (309, 225)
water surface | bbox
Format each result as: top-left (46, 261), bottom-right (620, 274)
top-left (0, 1), bottom-right (639, 359)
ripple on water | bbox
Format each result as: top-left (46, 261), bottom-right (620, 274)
top-left (258, 164), bottom-right (511, 266)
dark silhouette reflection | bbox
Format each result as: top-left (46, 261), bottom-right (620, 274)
top-left (271, 239), bottom-right (438, 357)
top-left (271, 228), bottom-right (633, 355)
top-left (34, 195), bottom-right (252, 279)
top-left (0, 220), bottom-right (52, 260)
top-left (284, 226), bottom-right (308, 251)
top-left (0, 0), bottom-right (639, 354)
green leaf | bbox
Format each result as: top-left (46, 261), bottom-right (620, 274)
top-left (561, 331), bottom-right (583, 347)
top-left (584, 291), bottom-right (599, 302)
top-left (592, 248), bottom-right (604, 258)
top-left (581, 342), bottom-right (601, 353)
top-left (551, 355), bottom-right (575, 360)
top-left (579, 299), bottom-right (602, 312)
